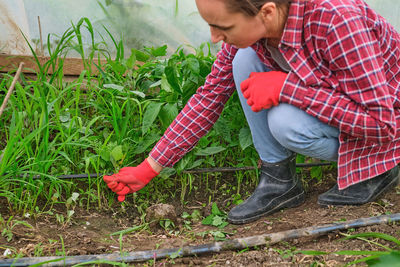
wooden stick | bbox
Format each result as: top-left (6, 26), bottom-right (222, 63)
top-left (0, 62), bottom-right (24, 118)
top-left (37, 16), bottom-right (44, 56)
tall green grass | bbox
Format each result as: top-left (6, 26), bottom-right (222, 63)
top-left (0, 17), bottom-right (259, 213)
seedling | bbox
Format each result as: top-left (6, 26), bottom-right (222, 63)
top-left (0, 215), bottom-right (33, 242)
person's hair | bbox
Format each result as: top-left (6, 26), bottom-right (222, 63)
top-left (224, 0), bottom-right (291, 16)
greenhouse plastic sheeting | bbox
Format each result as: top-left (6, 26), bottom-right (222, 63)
top-left (0, 0), bottom-right (212, 56)
top-left (0, 0), bottom-right (399, 56)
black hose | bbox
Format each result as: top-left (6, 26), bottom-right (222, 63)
top-left (1, 213), bottom-right (398, 267)
top-left (183, 162), bottom-right (332, 174)
top-left (23, 162), bottom-right (332, 180)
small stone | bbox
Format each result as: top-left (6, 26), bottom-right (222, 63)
top-left (3, 248), bottom-right (12, 257)
top-left (145, 204), bottom-right (177, 230)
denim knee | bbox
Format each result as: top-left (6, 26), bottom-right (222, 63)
top-left (232, 48), bottom-right (269, 84)
top-left (232, 48), bottom-right (259, 72)
top-left (267, 104), bottom-right (339, 161)
top-left (268, 105), bottom-right (301, 149)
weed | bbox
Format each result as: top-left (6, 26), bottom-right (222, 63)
top-left (0, 215), bottom-right (33, 242)
top-left (297, 231), bottom-right (400, 266)
top-left (202, 203), bottom-right (228, 228)
top-left (159, 219), bottom-right (176, 231)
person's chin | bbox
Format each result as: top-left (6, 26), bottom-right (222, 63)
top-left (230, 43), bottom-right (250, 49)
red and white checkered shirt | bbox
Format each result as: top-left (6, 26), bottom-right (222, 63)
top-left (150, 0), bottom-right (400, 189)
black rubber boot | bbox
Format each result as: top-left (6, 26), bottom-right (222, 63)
top-left (228, 154), bottom-right (305, 225)
top-left (318, 166), bottom-right (400, 206)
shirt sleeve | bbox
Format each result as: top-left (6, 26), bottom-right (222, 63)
top-left (287, 10), bottom-right (396, 144)
top-left (149, 43), bottom-right (238, 167)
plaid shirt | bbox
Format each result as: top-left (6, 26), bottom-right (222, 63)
top-left (150, 0), bottom-right (400, 189)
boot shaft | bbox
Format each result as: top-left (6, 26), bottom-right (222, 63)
top-left (259, 154), bottom-right (297, 187)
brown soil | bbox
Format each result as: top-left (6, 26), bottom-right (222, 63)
top-left (1, 170), bottom-right (400, 267)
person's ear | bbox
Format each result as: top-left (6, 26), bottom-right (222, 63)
top-left (259, 2), bottom-right (277, 23)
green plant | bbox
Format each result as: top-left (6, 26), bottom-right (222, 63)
top-left (297, 231), bottom-right (400, 267)
top-left (0, 215), bottom-right (33, 242)
top-left (202, 203), bottom-right (228, 228)
top-left (200, 203), bottom-right (231, 240)
top-left (338, 232), bottom-right (400, 266)
top-left (273, 242), bottom-right (298, 262)
top-left (110, 223), bottom-right (149, 237)
top-left (159, 219), bottom-right (176, 231)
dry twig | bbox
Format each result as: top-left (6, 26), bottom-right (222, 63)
top-left (0, 62), bottom-right (24, 118)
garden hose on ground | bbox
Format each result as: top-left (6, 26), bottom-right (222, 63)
top-left (1, 213), bottom-right (399, 267)
top-left (23, 162), bottom-right (332, 180)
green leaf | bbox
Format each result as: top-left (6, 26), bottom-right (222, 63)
top-left (335, 251), bottom-right (387, 256)
top-left (70, 192), bottom-right (79, 202)
top-left (368, 252), bottom-right (400, 267)
top-left (182, 57), bottom-right (200, 74)
top-left (132, 48), bottom-right (150, 62)
top-left (239, 127), bottom-right (253, 150)
top-left (104, 84), bottom-right (124, 91)
top-left (149, 45), bottom-right (168, 57)
top-left (202, 215), bottom-right (214, 225)
top-left (296, 250), bottom-right (328, 256)
top-left (131, 90), bottom-right (145, 98)
top-left (211, 202), bottom-right (222, 215)
top-left (343, 232), bottom-right (400, 246)
top-left (296, 154), bottom-right (305, 164)
top-left (142, 102), bottom-right (163, 134)
top-left (219, 221), bottom-right (229, 228)
top-left (195, 146), bottom-right (226, 156)
top-left (212, 230), bottom-right (226, 238)
top-left (214, 118), bottom-right (231, 143)
top-left (186, 159), bottom-right (204, 170)
top-left (169, 248), bottom-right (182, 259)
top-left (191, 210), bottom-right (202, 222)
top-left (310, 166), bottom-right (322, 180)
top-left (110, 145), bottom-right (123, 161)
top-left (133, 133), bottom-right (160, 154)
top-left (67, 210), bottom-right (75, 218)
top-left (100, 147), bottom-right (110, 161)
top-left (181, 212), bottom-right (191, 219)
top-left (159, 103), bottom-right (178, 129)
top-left (160, 75), bottom-right (172, 92)
top-left (125, 53), bottom-right (136, 69)
top-left (212, 215), bottom-right (224, 227)
top-left (59, 112), bottom-right (71, 123)
top-left (165, 66), bottom-right (181, 94)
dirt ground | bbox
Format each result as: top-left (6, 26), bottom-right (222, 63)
top-left (1, 170), bottom-right (400, 266)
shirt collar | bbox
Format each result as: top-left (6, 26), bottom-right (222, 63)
top-left (280, 0), bottom-right (306, 49)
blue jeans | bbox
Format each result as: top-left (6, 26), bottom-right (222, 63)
top-left (232, 47), bottom-right (340, 163)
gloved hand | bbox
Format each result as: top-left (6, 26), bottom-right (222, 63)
top-left (240, 71), bottom-right (287, 112)
top-left (103, 158), bottom-right (159, 202)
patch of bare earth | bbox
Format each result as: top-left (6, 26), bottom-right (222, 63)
top-left (1, 171), bottom-right (400, 266)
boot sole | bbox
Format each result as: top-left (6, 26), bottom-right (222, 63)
top-left (228, 191), bottom-right (305, 225)
top-left (317, 172), bottom-right (400, 207)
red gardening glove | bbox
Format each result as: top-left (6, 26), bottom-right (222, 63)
top-left (103, 159), bottom-right (159, 202)
top-left (240, 71), bottom-right (287, 112)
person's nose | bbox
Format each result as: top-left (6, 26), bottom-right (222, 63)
top-left (210, 27), bottom-right (224, 43)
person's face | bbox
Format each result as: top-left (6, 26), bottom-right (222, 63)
top-left (195, 0), bottom-right (283, 48)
